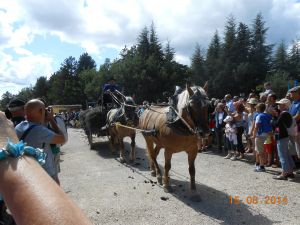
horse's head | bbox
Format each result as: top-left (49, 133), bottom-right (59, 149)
top-left (123, 97), bottom-right (139, 126)
top-left (179, 82), bottom-right (210, 137)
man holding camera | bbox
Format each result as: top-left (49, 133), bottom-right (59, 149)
top-left (15, 99), bottom-right (66, 183)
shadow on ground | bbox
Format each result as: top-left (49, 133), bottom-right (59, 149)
top-left (90, 140), bottom-right (150, 172)
top-left (167, 178), bottom-right (274, 225)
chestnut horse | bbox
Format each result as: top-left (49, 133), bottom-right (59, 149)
top-left (139, 84), bottom-right (209, 195)
top-left (106, 96), bottom-right (138, 163)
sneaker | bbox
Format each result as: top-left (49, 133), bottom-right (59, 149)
top-left (237, 154), bottom-right (244, 160)
top-left (224, 154), bottom-right (232, 159)
top-left (273, 175), bottom-right (287, 180)
top-left (230, 156), bottom-right (237, 161)
top-left (287, 173), bottom-right (295, 178)
top-left (254, 167), bottom-right (266, 172)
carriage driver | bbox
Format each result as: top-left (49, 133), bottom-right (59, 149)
top-left (102, 77), bottom-right (119, 109)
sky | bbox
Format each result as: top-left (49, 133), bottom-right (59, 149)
top-left (1, 0), bottom-right (300, 97)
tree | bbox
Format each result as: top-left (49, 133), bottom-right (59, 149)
top-left (235, 22), bottom-right (251, 64)
top-left (137, 26), bottom-right (150, 62)
top-left (190, 43), bottom-right (206, 84)
top-left (33, 76), bottom-right (49, 101)
top-left (77, 53), bottom-right (96, 74)
top-left (149, 22), bottom-right (163, 63)
top-left (0, 91), bottom-right (14, 110)
top-left (249, 13), bottom-right (273, 86)
top-left (16, 87), bottom-right (34, 102)
top-left (205, 30), bottom-right (222, 97)
top-left (288, 39), bottom-right (300, 79)
top-left (272, 40), bottom-right (288, 73)
top-left (234, 23), bottom-right (251, 93)
top-left (214, 15), bottom-right (237, 96)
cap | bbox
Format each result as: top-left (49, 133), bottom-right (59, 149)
top-left (223, 115), bottom-right (233, 123)
top-left (8, 98), bottom-right (25, 112)
top-left (276, 98), bottom-right (291, 107)
top-left (288, 86), bottom-right (300, 93)
top-left (247, 98), bottom-right (258, 105)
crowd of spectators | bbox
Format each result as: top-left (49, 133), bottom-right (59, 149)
top-left (203, 82), bottom-right (300, 180)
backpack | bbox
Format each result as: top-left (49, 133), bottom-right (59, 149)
top-left (287, 117), bottom-right (298, 137)
top-left (54, 115), bottom-right (68, 146)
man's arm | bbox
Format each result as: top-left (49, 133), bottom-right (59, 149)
top-left (293, 113), bottom-right (300, 122)
top-left (45, 107), bottom-right (65, 144)
top-left (0, 112), bottom-right (92, 225)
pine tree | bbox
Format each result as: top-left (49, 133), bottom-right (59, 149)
top-left (234, 22), bottom-right (252, 94)
top-left (137, 26), bottom-right (150, 62)
top-left (249, 13), bottom-right (273, 86)
top-left (273, 40), bottom-right (288, 73)
top-left (235, 22), bottom-right (251, 64)
top-left (33, 76), bottom-right (49, 101)
top-left (77, 53), bottom-right (96, 74)
top-left (191, 43), bottom-right (206, 85)
top-left (205, 30), bottom-right (222, 97)
top-left (288, 39), bottom-right (300, 79)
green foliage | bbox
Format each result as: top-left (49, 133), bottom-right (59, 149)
top-left (191, 44), bottom-right (206, 85)
top-left (16, 87), bottom-right (34, 102)
top-left (266, 72), bottom-right (289, 97)
top-left (0, 91), bottom-right (14, 110)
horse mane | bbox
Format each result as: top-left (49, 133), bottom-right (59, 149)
top-left (176, 86), bottom-right (207, 116)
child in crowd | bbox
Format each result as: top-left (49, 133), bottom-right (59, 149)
top-left (251, 103), bottom-right (273, 172)
top-left (245, 98), bottom-right (258, 154)
top-left (223, 116), bottom-right (238, 160)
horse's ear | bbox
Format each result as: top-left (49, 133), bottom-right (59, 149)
top-left (203, 81), bottom-right (208, 92)
top-left (186, 83), bottom-right (194, 96)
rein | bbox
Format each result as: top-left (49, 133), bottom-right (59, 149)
top-left (169, 106), bottom-right (197, 135)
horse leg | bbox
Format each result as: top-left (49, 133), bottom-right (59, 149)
top-left (87, 129), bottom-right (93, 149)
top-left (119, 137), bottom-right (126, 163)
top-left (188, 150), bottom-right (201, 202)
top-left (129, 133), bottom-right (136, 163)
top-left (150, 144), bottom-right (161, 177)
top-left (108, 131), bottom-right (116, 155)
top-left (145, 138), bottom-right (162, 185)
top-left (163, 149), bottom-right (173, 193)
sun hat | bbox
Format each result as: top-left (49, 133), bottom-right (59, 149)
top-left (247, 98), bottom-right (258, 105)
top-left (288, 86), bottom-right (300, 93)
top-left (276, 98), bottom-right (291, 108)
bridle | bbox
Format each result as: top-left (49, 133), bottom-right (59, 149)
top-left (183, 89), bottom-right (210, 136)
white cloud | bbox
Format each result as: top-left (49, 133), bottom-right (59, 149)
top-left (1, 0), bottom-right (300, 95)
top-left (0, 51), bottom-right (53, 96)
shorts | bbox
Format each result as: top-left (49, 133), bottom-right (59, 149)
top-left (255, 136), bottom-right (267, 153)
top-left (225, 137), bottom-right (237, 151)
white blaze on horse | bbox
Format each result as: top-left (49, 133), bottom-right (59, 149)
top-left (139, 83), bottom-right (209, 199)
top-left (106, 96), bottom-right (138, 163)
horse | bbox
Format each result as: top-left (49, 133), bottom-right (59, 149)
top-left (138, 84), bottom-right (209, 198)
top-left (106, 96), bottom-right (139, 163)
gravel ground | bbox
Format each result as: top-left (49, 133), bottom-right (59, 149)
top-left (59, 128), bottom-right (300, 225)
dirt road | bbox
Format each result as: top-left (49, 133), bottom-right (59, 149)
top-left (59, 128), bottom-right (300, 225)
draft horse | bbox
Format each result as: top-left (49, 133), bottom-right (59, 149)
top-left (139, 84), bottom-right (209, 196)
top-left (106, 96), bottom-right (138, 163)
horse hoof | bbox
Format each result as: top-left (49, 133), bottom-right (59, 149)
top-left (157, 176), bottom-right (163, 185)
top-left (163, 185), bottom-right (173, 193)
top-left (151, 171), bottom-right (156, 177)
top-left (120, 158), bottom-right (126, 164)
top-left (190, 194), bottom-right (201, 202)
